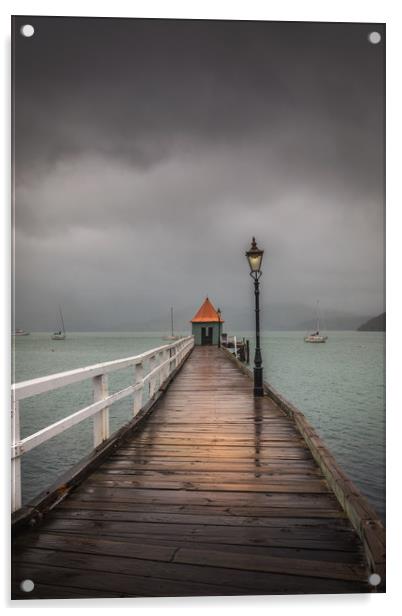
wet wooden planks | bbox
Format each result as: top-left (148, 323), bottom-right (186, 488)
top-left (12, 346), bottom-right (370, 599)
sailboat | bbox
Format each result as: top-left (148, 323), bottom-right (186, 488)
top-left (163, 307), bottom-right (180, 341)
top-left (304, 301), bottom-right (328, 343)
top-left (51, 306), bottom-right (66, 340)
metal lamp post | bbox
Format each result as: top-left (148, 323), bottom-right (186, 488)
top-left (246, 237), bottom-right (264, 397)
top-left (217, 308), bottom-right (222, 348)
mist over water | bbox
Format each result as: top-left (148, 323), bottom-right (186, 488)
top-left (14, 331), bottom-right (385, 521)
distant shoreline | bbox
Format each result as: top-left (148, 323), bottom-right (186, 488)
top-left (357, 312), bottom-right (386, 332)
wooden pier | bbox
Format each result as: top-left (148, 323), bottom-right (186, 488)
top-left (12, 344), bottom-right (385, 598)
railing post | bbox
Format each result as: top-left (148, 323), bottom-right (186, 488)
top-left (11, 398), bottom-right (22, 512)
top-left (162, 348), bottom-right (169, 382)
top-left (93, 374), bottom-right (109, 447)
top-left (168, 347), bottom-right (173, 375)
top-left (157, 350), bottom-right (164, 388)
top-left (149, 355), bottom-right (156, 398)
top-left (167, 346), bottom-right (171, 371)
top-left (133, 362), bottom-right (143, 416)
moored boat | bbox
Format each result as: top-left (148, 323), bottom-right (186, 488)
top-left (304, 301), bottom-right (328, 343)
top-left (51, 306), bottom-right (66, 340)
top-left (162, 307), bottom-right (180, 341)
top-left (304, 332), bottom-right (328, 343)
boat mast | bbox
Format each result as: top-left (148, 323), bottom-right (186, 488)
top-left (170, 307), bottom-right (174, 337)
top-left (316, 300), bottom-right (320, 333)
top-left (59, 305), bottom-right (66, 334)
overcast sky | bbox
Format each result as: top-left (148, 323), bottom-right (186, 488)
top-left (13, 17), bottom-right (385, 331)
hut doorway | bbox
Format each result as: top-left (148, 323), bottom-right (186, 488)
top-left (201, 326), bottom-right (213, 345)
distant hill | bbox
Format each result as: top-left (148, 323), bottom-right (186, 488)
top-left (27, 302), bottom-right (380, 333)
top-left (357, 313), bottom-right (385, 332)
top-left (96, 303), bottom-right (379, 333)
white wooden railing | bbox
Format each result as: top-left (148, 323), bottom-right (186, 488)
top-left (11, 335), bottom-right (194, 513)
top-left (221, 334), bottom-right (238, 354)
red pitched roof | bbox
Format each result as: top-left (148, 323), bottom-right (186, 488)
top-left (191, 297), bottom-right (224, 323)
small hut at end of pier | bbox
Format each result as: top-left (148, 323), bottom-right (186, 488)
top-left (191, 297), bottom-right (224, 346)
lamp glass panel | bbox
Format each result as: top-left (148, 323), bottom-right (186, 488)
top-left (247, 253), bottom-right (262, 272)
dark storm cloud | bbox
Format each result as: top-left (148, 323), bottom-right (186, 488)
top-left (13, 17), bottom-right (385, 330)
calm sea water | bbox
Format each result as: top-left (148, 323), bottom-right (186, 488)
top-left (13, 331), bottom-right (385, 521)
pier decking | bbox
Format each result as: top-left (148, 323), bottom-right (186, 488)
top-left (12, 346), bottom-right (383, 598)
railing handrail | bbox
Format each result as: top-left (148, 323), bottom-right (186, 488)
top-left (11, 335), bottom-right (195, 513)
top-left (12, 336), bottom-right (193, 401)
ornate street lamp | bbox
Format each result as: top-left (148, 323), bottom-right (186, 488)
top-left (246, 237), bottom-right (264, 396)
top-left (217, 308), bottom-right (222, 348)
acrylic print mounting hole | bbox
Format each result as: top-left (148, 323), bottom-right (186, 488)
top-left (368, 31), bottom-right (381, 44)
top-left (20, 579), bottom-right (34, 593)
top-left (20, 24), bottom-right (35, 38)
top-left (368, 573), bottom-right (382, 587)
